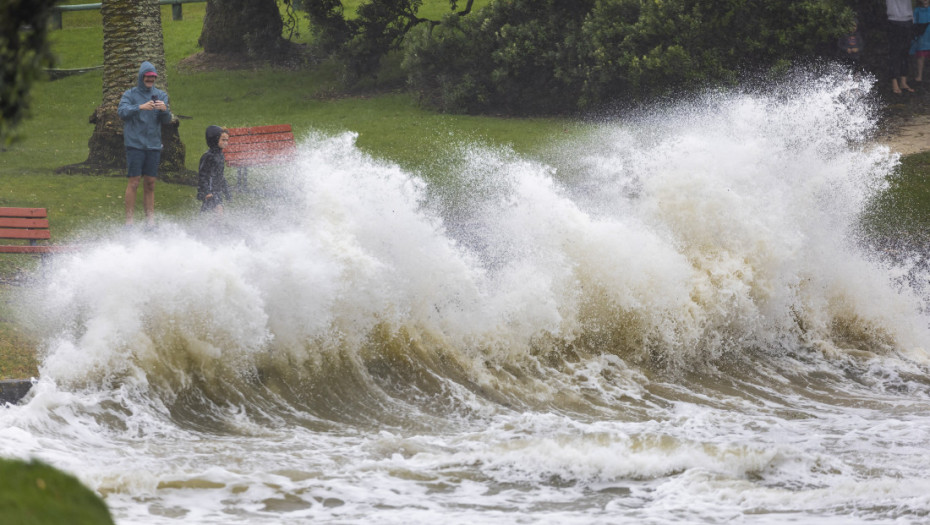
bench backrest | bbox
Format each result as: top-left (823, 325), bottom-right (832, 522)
top-left (0, 207), bottom-right (51, 244)
top-left (225, 124), bottom-right (296, 167)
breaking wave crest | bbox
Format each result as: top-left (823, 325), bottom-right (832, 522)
top-left (17, 70), bottom-right (930, 431)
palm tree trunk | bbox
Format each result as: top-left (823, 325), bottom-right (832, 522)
top-left (80, 0), bottom-right (185, 176)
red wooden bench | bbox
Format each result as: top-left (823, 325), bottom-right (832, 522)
top-left (0, 207), bottom-right (75, 261)
top-left (225, 124), bottom-right (297, 190)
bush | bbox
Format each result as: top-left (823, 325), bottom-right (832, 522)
top-left (403, 0), bottom-right (593, 114)
top-left (402, 0), bottom-right (854, 114)
top-left (0, 0), bottom-right (57, 144)
top-left (0, 458), bottom-right (114, 525)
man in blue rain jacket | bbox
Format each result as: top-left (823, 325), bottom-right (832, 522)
top-left (117, 61), bottom-right (173, 227)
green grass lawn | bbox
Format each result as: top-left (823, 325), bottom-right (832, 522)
top-left (859, 149), bottom-right (930, 243)
top-left (8, 1), bottom-right (570, 177)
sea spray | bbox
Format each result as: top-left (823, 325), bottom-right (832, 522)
top-left (24, 73), bottom-right (930, 402)
top-left (4, 70), bottom-right (930, 524)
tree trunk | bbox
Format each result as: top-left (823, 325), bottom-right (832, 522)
top-left (76, 0), bottom-right (185, 177)
top-left (199, 0), bottom-right (290, 60)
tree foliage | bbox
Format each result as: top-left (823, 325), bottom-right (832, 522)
top-left (300, 0), bottom-right (354, 54)
top-left (402, 0), bottom-right (854, 114)
top-left (0, 0), bottom-right (57, 145)
top-left (298, 0), bottom-right (469, 80)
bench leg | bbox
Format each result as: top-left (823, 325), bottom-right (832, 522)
top-left (237, 167), bottom-right (248, 192)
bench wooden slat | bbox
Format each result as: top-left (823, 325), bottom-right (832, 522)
top-left (225, 124), bottom-right (296, 171)
top-left (227, 124), bottom-right (292, 136)
top-left (225, 142), bottom-right (296, 155)
top-left (0, 217), bottom-right (50, 229)
top-left (229, 133), bottom-right (294, 146)
top-left (0, 245), bottom-right (73, 254)
top-left (0, 207), bottom-right (47, 218)
top-left (226, 140), bottom-right (295, 151)
top-left (225, 150), bottom-right (295, 161)
top-left (227, 133), bottom-right (295, 146)
top-left (0, 228), bottom-right (51, 241)
top-left (228, 129), bottom-right (294, 140)
top-left (226, 151), bottom-right (295, 161)
top-left (226, 156), bottom-right (296, 167)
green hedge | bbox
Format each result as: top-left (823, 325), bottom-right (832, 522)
top-left (402, 0), bottom-right (854, 114)
top-left (0, 458), bottom-right (114, 525)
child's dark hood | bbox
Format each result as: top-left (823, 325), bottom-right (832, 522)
top-left (205, 125), bottom-right (225, 149)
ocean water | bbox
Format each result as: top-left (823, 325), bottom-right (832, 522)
top-left (3, 73), bottom-right (930, 524)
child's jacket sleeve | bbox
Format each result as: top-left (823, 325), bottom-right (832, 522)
top-left (197, 152), bottom-right (220, 201)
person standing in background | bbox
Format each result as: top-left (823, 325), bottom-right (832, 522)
top-left (887, 0), bottom-right (915, 94)
top-left (911, 0), bottom-right (930, 82)
top-left (838, 19), bottom-right (864, 68)
top-left (117, 61), bottom-right (173, 227)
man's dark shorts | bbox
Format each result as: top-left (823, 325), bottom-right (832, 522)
top-left (126, 148), bottom-right (161, 178)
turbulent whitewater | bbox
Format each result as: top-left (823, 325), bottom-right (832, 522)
top-left (3, 72), bottom-right (930, 524)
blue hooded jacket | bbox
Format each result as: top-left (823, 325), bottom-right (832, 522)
top-left (117, 61), bottom-right (173, 150)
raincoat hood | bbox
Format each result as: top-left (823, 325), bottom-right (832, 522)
top-left (205, 125), bottom-right (225, 149)
top-left (137, 61), bottom-right (158, 91)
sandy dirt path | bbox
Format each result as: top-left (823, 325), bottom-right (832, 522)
top-left (879, 113), bottom-right (930, 155)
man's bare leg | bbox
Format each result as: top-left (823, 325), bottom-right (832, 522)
top-left (125, 176), bottom-right (141, 225)
top-left (142, 175), bottom-right (156, 226)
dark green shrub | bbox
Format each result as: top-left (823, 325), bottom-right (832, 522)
top-left (0, 0), bottom-right (58, 144)
top-left (404, 0), bottom-right (593, 114)
top-left (403, 0), bottom-right (855, 114)
top-left (0, 458), bottom-right (115, 525)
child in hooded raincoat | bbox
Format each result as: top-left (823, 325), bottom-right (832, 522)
top-left (197, 125), bottom-right (231, 214)
top-left (838, 20), bottom-right (864, 67)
